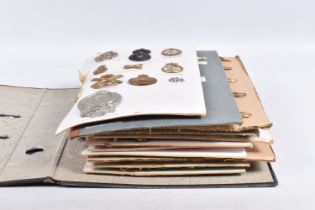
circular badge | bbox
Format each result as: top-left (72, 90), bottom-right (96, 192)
top-left (162, 48), bottom-right (182, 56)
top-left (162, 63), bottom-right (183, 73)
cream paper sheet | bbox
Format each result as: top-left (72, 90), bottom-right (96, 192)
top-left (56, 48), bottom-right (206, 134)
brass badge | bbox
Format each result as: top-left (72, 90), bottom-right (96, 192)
top-left (93, 65), bottom-right (107, 75)
top-left (128, 74), bottom-right (157, 86)
top-left (124, 64), bottom-right (143, 69)
top-left (77, 90), bottom-right (122, 118)
top-left (91, 74), bottom-right (123, 89)
top-left (162, 63), bottom-right (183, 73)
top-left (162, 48), bottom-right (182, 56)
top-left (94, 51), bottom-right (118, 62)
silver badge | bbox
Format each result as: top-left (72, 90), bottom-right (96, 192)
top-left (169, 77), bottom-right (184, 83)
top-left (77, 90), bottom-right (122, 118)
top-left (94, 51), bottom-right (118, 62)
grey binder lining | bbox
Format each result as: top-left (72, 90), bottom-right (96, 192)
top-left (79, 51), bottom-right (241, 136)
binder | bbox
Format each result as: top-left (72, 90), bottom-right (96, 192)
top-left (0, 52), bottom-right (277, 187)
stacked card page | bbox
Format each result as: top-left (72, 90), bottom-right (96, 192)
top-left (58, 49), bottom-right (276, 180)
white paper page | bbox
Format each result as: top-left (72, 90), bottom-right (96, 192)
top-left (248, 129), bottom-right (273, 143)
top-left (56, 48), bottom-right (206, 134)
top-left (87, 141), bottom-right (253, 148)
top-left (82, 148), bottom-right (247, 158)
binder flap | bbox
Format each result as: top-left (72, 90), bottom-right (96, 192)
top-left (0, 87), bottom-right (78, 184)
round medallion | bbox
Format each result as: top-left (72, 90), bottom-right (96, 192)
top-left (162, 63), bottom-right (183, 73)
top-left (128, 74), bottom-right (157, 86)
top-left (94, 51), bottom-right (118, 62)
top-left (77, 90), bottom-right (122, 118)
top-left (162, 48), bottom-right (182, 56)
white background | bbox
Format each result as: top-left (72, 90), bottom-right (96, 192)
top-left (0, 0), bottom-right (314, 209)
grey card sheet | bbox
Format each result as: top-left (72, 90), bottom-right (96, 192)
top-left (79, 51), bottom-right (241, 136)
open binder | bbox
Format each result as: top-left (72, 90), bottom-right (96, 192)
top-left (0, 51), bottom-right (277, 187)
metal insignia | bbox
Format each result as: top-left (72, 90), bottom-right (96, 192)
top-left (124, 64), bottom-right (143, 69)
top-left (77, 90), bottom-right (122, 118)
top-left (162, 63), bottom-right (183, 73)
top-left (90, 74), bottom-right (123, 89)
top-left (128, 74), bottom-right (157, 86)
top-left (94, 51), bottom-right (118, 62)
top-left (133, 48), bottom-right (151, 54)
top-left (129, 54), bottom-right (151, 61)
top-left (93, 65), bottom-right (107, 75)
top-left (169, 77), bottom-right (184, 82)
top-left (129, 48), bottom-right (151, 61)
top-left (162, 48), bottom-right (182, 56)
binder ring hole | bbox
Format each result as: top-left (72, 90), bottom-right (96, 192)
top-left (25, 147), bottom-right (44, 155)
top-left (233, 92), bottom-right (247, 98)
top-left (0, 135), bottom-right (9, 140)
top-left (0, 114), bottom-right (21, 118)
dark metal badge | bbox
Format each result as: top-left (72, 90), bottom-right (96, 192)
top-left (129, 48), bottom-right (151, 61)
top-left (129, 54), bottom-right (151, 61)
top-left (77, 90), bottom-right (122, 118)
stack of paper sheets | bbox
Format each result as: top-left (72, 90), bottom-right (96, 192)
top-left (57, 49), bottom-right (275, 178)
